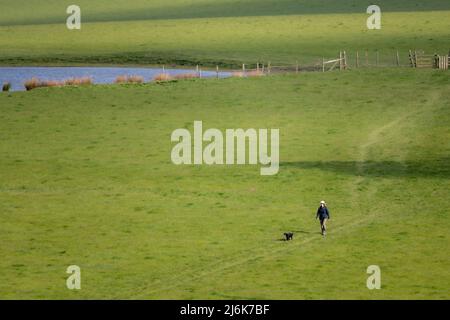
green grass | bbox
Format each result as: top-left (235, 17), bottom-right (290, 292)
top-left (2, 0), bottom-right (450, 25)
top-left (1, 0), bottom-right (450, 300)
top-left (0, 69), bottom-right (449, 299)
top-left (0, 0), bottom-right (449, 67)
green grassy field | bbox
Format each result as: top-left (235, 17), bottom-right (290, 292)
top-left (0, 0), bottom-right (449, 66)
top-left (1, 0), bottom-right (450, 300)
top-left (0, 69), bottom-right (449, 299)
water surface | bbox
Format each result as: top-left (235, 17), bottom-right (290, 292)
top-left (0, 66), bottom-right (231, 91)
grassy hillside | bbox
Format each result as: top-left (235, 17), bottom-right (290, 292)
top-left (0, 0), bottom-right (449, 66)
top-left (2, 0), bottom-right (450, 25)
top-left (0, 69), bottom-right (449, 299)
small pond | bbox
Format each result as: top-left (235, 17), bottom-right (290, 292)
top-left (0, 66), bottom-right (232, 91)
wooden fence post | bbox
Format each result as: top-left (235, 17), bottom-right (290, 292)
top-left (356, 51), bottom-right (359, 68)
top-left (343, 51), bottom-right (347, 70)
top-left (396, 50), bottom-right (400, 66)
top-left (365, 50), bottom-right (368, 66)
top-left (216, 65), bottom-right (219, 79)
top-left (296, 60), bottom-right (299, 74)
top-left (409, 50), bottom-right (415, 67)
top-left (268, 61), bottom-right (271, 75)
top-left (322, 57), bottom-right (325, 72)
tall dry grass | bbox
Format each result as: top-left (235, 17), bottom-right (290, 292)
top-left (115, 75), bottom-right (127, 84)
top-left (246, 70), bottom-right (265, 77)
top-left (128, 75), bottom-right (144, 83)
top-left (115, 75), bottom-right (144, 84)
top-left (45, 80), bottom-right (63, 87)
top-left (24, 78), bottom-right (46, 91)
top-left (231, 71), bottom-right (246, 78)
top-left (173, 73), bottom-right (199, 80)
top-left (153, 73), bottom-right (172, 82)
top-left (24, 77), bottom-right (93, 91)
top-left (231, 70), bottom-right (265, 78)
top-left (65, 77), bottom-right (93, 86)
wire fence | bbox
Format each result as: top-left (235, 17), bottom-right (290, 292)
top-left (208, 49), bottom-right (450, 76)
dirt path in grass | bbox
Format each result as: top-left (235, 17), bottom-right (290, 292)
top-left (351, 90), bottom-right (441, 210)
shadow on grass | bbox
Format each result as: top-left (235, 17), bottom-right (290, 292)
top-left (3, 0), bottom-right (450, 26)
top-left (280, 158), bottom-right (450, 178)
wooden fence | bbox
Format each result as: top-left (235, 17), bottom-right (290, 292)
top-left (437, 55), bottom-right (449, 70)
top-left (231, 51), bottom-right (349, 75)
top-left (409, 50), bottom-right (449, 70)
top-left (191, 50), bottom-right (449, 77)
top-left (322, 51), bottom-right (347, 72)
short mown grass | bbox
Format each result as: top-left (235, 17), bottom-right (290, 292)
top-left (0, 69), bottom-right (449, 299)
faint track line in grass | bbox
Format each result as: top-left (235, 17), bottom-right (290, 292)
top-left (124, 114), bottom-right (404, 298)
top-left (351, 91), bottom-right (441, 210)
top-left (134, 211), bottom-right (389, 299)
top-left (132, 96), bottom-right (442, 299)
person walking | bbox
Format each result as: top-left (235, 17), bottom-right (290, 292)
top-left (316, 200), bottom-right (330, 236)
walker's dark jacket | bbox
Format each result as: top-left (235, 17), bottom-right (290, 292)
top-left (316, 206), bottom-right (330, 219)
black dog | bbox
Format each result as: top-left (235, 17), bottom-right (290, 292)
top-left (284, 232), bottom-right (294, 241)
